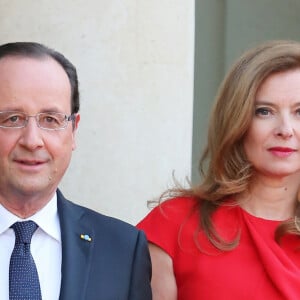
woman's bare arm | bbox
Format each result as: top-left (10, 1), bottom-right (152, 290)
top-left (149, 242), bottom-right (177, 300)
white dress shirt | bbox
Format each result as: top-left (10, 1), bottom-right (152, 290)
top-left (0, 193), bottom-right (62, 300)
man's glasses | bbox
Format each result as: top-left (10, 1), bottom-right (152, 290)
top-left (0, 111), bottom-right (75, 130)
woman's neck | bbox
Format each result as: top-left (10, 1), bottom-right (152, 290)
top-left (237, 173), bottom-right (300, 221)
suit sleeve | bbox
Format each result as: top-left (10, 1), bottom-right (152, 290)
top-left (128, 230), bottom-right (152, 299)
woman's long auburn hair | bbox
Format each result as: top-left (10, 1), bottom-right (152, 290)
top-left (165, 40), bottom-right (300, 250)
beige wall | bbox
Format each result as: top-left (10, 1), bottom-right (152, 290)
top-left (0, 1), bottom-right (195, 224)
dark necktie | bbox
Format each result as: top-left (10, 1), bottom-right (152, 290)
top-left (9, 221), bottom-right (42, 300)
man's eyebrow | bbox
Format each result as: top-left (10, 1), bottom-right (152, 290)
top-left (0, 107), bottom-right (67, 113)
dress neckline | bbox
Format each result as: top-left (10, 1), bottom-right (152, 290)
top-left (238, 205), bottom-right (283, 225)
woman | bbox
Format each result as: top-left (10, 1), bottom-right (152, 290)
top-left (137, 40), bottom-right (300, 299)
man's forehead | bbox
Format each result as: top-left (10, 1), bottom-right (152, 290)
top-left (0, 55), bottom-right (69, 82)
top-left (0, 54), bottom-right (55, 67)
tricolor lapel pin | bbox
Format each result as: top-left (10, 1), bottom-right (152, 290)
top-left (80, 234), bottom-right (92, 242)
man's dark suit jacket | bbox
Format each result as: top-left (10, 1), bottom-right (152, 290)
top-left (56, 189), bottom-right (152, 299)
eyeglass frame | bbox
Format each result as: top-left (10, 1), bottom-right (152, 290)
top-left (0, 111), bottom-right (76, 131)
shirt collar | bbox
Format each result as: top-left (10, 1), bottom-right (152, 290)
top-left (0, 193), bottom-right (61, 243)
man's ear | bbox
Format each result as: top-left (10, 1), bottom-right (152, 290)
top-left (72, 113), bottom-right (80, 150)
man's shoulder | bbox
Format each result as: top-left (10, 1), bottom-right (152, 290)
top-left (76, 200), bottom-right (137, 231)
top-left (57, 190), bottom-right (141, 238)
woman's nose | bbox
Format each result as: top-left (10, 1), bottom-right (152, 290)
top-left (274, 117), bottom-right (294, 139)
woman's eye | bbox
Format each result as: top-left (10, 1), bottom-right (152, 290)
top-left (255, 107), bottom-right (271, 116)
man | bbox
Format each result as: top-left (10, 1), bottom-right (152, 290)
top-left (0, 42), bottom-right (151, 299)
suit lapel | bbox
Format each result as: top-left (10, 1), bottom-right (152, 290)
top-left (57, 190), bottom-right (94, 300)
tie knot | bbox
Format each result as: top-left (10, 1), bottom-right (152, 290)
top-left (11, 221), bottom-right (38, 244)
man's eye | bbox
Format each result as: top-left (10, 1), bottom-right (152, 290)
top-left (0, 113), bottom-right (25, 127)
top-left (45, 116), bottom-right (56, 123)
top-left (9, 115), bottom-right (21, 122)
top-left (5, 114), bottom-right (25, 123)
top-left (40, 115), bottom-right (61, 125)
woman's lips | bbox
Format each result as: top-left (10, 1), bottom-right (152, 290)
top-left (268, 147), bottom-right (296, 157)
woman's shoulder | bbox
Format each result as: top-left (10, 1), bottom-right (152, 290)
top-left (139, 196), bottom-right (238, 225)
top-left (137, 197), bottom-right (200, 258)
top-left (152, 196), bottom-right (199, 221)
top-left (137, 196), bottom-right (199, 233)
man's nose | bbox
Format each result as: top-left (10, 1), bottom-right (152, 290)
top-left (18, 117), bottom-right (44, 149)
